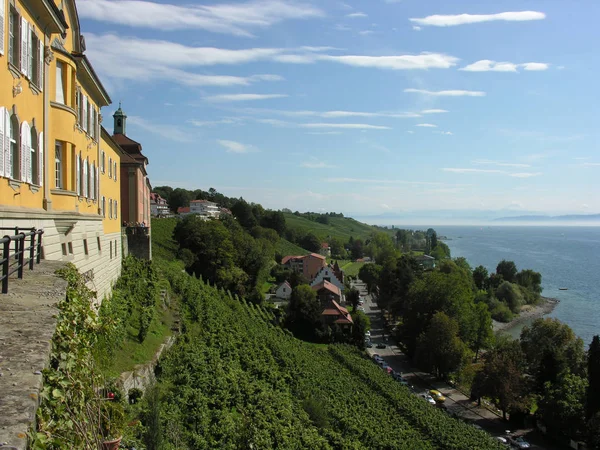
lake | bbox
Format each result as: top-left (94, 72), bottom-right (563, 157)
top-left (425, 226), bottom-right (600, 346)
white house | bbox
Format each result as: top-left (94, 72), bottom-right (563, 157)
top-left (310, 265), bottom-right (344, 292)
top-left (275, 281), bottom-right (292, 300)
top-left (190, 200), bottom-right (220, 219)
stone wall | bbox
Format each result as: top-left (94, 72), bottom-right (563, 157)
top-left (125, 227), bottom-right (152, 260)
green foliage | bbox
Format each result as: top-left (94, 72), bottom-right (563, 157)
top-left (300, 232), bottom-right (321, 253)
top-left (473, 265), bottom-right (489, 290)
top-left (285, 284), bottom-right (323, 342)
top-left (358, 263), bottom-right (382, 294)
top-left (346, 287), bottom-right (360, 311)
top-left (496, 260), bottom-right (518, 283)
top-left (496, 281), bottom-right (524, 313)
top-left (538, 372), bottom-right (588, 438)
top-left (588, 335), bottom-right (600, 420)
top-left (151, 217), bottom-right (180, 261)
top-left (429, 242), bottom-right (451, 261)
top-left (366, 232), bottom-right (397, 264)
top-left (277, 238), bottom-right (310, 257)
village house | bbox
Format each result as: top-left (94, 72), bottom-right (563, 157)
top-left (414, 254), bottom-right (436, 270)
top-left (275, 281), bottom-right (292, 300)
top-left (312, 279), bottom-right (342, 305)
top-left (310, 261), bottom-right (344, 292)
top-left (282, 253), bottom-right (326, 281)
top-left (150, 192), bottom-right (170, 217)
top-left (320, 299), bottom-right (353, 331)
top-left (190, 199), bottom-right (220, 219)
top-left (319, 242), bottom-right (331, 257)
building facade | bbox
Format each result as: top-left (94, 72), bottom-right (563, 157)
top-left (189, 199), bottom-right (219, 219)
top-left (0, 0), bottom-right (124, 300)
top-left (150, 192), bottom-right (169, 217)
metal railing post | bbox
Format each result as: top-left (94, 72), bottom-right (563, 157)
top-left (29, 231), bottom-right (36, 270)
top-left (2, 237), bottom-right (10, 294)
top-left (13, 227), bottom-right (18, 260)
top-left (37, 231), bottom-right (43, 264)
top-left (17, 234), bottom-right (25, 279)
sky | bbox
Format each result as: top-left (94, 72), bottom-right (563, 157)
top-left (78, 0), bottom-right (600, 222)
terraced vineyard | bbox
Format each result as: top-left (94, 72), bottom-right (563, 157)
top-left (156, 264), bottom-right (503, 449)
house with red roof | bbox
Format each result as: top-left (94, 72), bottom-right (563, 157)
top-left (312, 280), bottom-right (342, 305)
top-left (321, 299), bottom-right (353, 330)
top-left (319, 242), bottom-right (331, 257)
top-left (281, 253), bottom-right (327, 281)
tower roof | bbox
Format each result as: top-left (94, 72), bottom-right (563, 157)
top-left (113, 102), bottom-right (127, 118)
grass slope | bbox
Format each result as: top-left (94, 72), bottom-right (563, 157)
top-left (277, 238), bottom-right (311, 256)
top-left (284, 213), bottom-right (391, 242)
top-left (151, 218), bottom-right (179, 261)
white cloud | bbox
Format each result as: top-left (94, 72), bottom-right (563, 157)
top-left (256, 118), bottom-right (290, 126)
top-left (406, 130), bottom-right (414, 134)
top-left (204, 94), bottom-right (288, 102)
top-left (301, 160), bottom-right (337, 168)
top-left (510, 172), bottom-right (542, 178)
top-left (443, 168), bottom-right (504, 174)
top-left (128, 116), bottom-right (193, 142)
top-left (217, 139), bottom-right (256, 153)
top-left (380, 203), bottom-right (391, 209)
top-left (321, 52), bottom-right (458, 70)
top-left (300, 123), bottom-right (391, 130)
top-left (188, 118), bottom-right (241, 127)
top-left (405, 88), bottom-right (485, 97)
top-left (421, 109), bottom-right (448, 114)
top-left (460, 60), bottom-right (549, 72)
top-left (413, 26), bottom-right (421, 31)
top-left (582, 162), bottom-right (600, 167)
top-left (238, 108), bottom-right (420, 118)
top-left (358, 30), bottom-right (375, 35)
top-left (416, 123), bottom-right (437, 128)
top-left (347, 12), bottom-right (367, 18)
top-left (410, 11), bottom-right (545, 27)
top-left (436, 131), bottom-right (453, 135)
top-left (306, 131), bottom-right (342, 135)
top-left (522, 62), bottom-right (549, 71)
top-left (78, 0), bottom-right (324, 36)
top-left (324, 177), bottom-right (463, 186)
top-left (334, 24), bottom-right (351, 31)
top-left (473, 159), bottom-right (531, 168)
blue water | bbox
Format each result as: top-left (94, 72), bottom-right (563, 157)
top-left (429, 226), bottom-right (600, 346)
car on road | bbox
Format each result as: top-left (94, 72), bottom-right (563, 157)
top-left (495, 437), bottom-right (510, 448)
top-left (420, 394), bottom-right (436, 405)
top-left (376, 343), bottom-right (387, 349)
top-left (365, 331), bottom-right (371, 338)
top-left (507, 436), bottom-right (531, 449)
top-left (429, 390), bottom-right (446, 403)
top-left (365, 341), bottom-right (373, 348)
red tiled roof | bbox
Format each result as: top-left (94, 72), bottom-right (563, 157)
top-left (282, 255), bottom-right (304, 265)
top-left (190, 199), bottom-right (216, 204)
top-left (321, 242), bottom-right (329, 248)
top-left (311, 280), bottom-right (342, 298)
top-left (177, 206), bottom-right (190, 214)
top-left (309, 253), bottom-right (326, 260)
top-left (321, 300), bottom-right (353, 324)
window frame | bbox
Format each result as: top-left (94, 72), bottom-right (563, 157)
top-left (8, 6), bottom-right (19, 68)
top-left (54, 140), bottom-right (63, 189)
top-left (9, 114), bottom-right (19, 180)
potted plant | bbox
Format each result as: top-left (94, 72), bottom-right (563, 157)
top-left (100, 398), bottom-right (125, 450)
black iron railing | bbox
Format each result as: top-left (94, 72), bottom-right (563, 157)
top-left (0, 227), bottom-right (44, 294)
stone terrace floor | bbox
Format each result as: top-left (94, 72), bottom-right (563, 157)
top-left (0, 261), bottom-right (66, 450)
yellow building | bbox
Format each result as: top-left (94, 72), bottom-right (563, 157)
top-left (0, 0), bottom-right (125, 300)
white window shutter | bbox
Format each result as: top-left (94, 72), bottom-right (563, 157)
top-left (26, 127), bottom-right (32, 183)
top-left (38, 131), bottom-right (43, 186)
top-left (20, 18), bottom-right (28, 76)
top-left (27, 24), bottom-right (33, 79)
top-left (96, 166), bottom-right (99, 200)
top-left (76, 154), bottom-right (80, 195)
top-left (84, 159), bottom-right (88, 197)
top-left (5, 109), bottom-right (12, 178)
top-left (83, 96), bottom-right (88, 132)
top-left (0, 107), bottom-right (4, 178)
top-left (20, 122), bottom-right (29, 182)
top-left (0, 0), bottom-right (5, 56)
top-left (39, 39), bottom-right (44, 91)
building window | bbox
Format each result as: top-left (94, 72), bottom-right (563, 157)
top-left (31, 127), bottom-right (38, 185)
top-left (10, 115), bottom-right (19, 180)
top-left (76, 152), bottom-right (81, 195)
top-left (67, 242), bottom-right (73, 254)
top-left (83, 239), bottom-right (88, 256)
top-left (109, 199), bottom-right (113, 218)
top-left (54, 141), bottom-right (63, 188)
top-left (61, 243), bottom-right (67, 256)
top-left (97, 236), bottom-right (101, 251)
top-left (84, 158), bottom-right (89, 198)
top-left (110, 241), bottom-right (112, 259)
top-left (101, 151), bottom-right (105, 173)
top-left (101, 196), bottom-right (105, 217)
top-left (114, 200), bottom-right (118, 220)
top-left (8, 7), bottom-right (19, 67)
top-left (76, 88), bottom-right (82, 127)
top-left (108, 157), bottom-right (112, 178)
top-left (30, 31), bottom-right (40, 87)
top-left (55, 61), bottom-right (65, 104)
top-left (113, 161), bottom-right (117, 181)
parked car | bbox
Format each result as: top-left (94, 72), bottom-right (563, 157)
top-left (429, 390), bottom-right (446, 403)
top-left (366, 341), bottom-right (373, 348)
top-left (376, 343), bottom-right (387, 349)
top-left (507, 436), bottom-right (531, 449)
top-left (365, 331), bottom-right (371, 338)
top-left (421, 394), bottom-right (436, 405)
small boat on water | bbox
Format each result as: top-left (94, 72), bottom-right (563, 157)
top-left (559, 288), bottom-right (568, 291)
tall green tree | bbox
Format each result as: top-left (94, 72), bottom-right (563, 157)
top-left (471, 302), bottom-right (494, 361)
top-left (515, 269), bottom-right (543, 294)
top-left (473, 265), bottom-right (489, 291)
top-left (496, 281), bottom-right (524, 313)
top-left (538, 372), bottom-right (587, 438)
top-left (358, 263), bottom-right (382, 294)
top-left (350, 239), bottom-right (364, 260)
top-left (168, 188), bottom-right (192, 213)
top-left (587, 335), bottom-right (600, 420)
top-left (301, 233), bottom-right (321, 253)
top-left (521, 318), bottom-right (586, 393)
top-left (350, 310), bottom-right (371, 348)
top-left (260, 210), bottom-right (287, 236)
top-left (430, 242), bottom-right (451, 260)
top-left (346, 287), bottom-right (360, 312)
top-left (496, 260), bottom-right (518, 283)
top-left (285, 285), bottom-right (323, 342)
top-left (367, 232), bottom-right (396, 265)
top-left (231, 199), bottom-right (258, 229)
top-left (415, 312), bottom-right (468, 379)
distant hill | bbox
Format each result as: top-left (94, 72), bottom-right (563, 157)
top-left (276, 238), bottom-right (311, 256)
top-left (494, 213), bottom-right (600, 223)
top-left (284, 212), bottom-right (392, 242)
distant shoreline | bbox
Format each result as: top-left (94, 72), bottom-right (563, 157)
top-left (492, 296), bottom-right (560, 334)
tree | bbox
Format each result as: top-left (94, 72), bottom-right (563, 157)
top-left (453, 257), bottom-right (471, 274)
top-left (415, 312), bottom-right (468, 379)
top-left (329, 237), bottom-right (346, 259)
top-left (472, 302), bottom-right (494, 361)
top-left (231, 199), bottom-right (258, 229)
top-left (472, 338), bottom-right (526, 420)
top-left (430, 242), bottom-right (451, 260)
top-left (300, 233), bottom-right (321, 253)
top-left (496, 260), bottom-right (518, 283)
top-left (346, 288), bottom-right (360, 312)
top-left (395, 229), bottom-right (411, 251)
top-left (260, 210), bottom-right (286, 236)
top-left (284, 285), bottom-right (323, 342)
top-left (587, 335), bottom-right (600, 420)
top-left (473, 265), bottom-right (489, 291)
top-left (168, 188), bottom-right (192, 213)
top-left (521, 318), bottom-right (586, 393)
top-left (350, 239), bottom-right (364, 260)
top-left (367, 232), bottom-right (396, 265)
top-left (515, 269), bottom-right (543, 294)
top-left (358, 264), bottom-right (382, 294)
top-left (538, 373), bottom-right (587, 438)
top-left (495, 281), bottom-right (523, 313)
top-left (350, 310), bottom-right (371, 348)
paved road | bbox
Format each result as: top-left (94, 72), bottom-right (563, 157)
top-left (350, 280), bottom-right (565, 450)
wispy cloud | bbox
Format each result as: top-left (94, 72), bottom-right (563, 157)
top-left (324, 177), bottom-right (467, 187)
top-left (582, 162), bottom-right (600, 167)
top-left (320, 52), bottom-right (458, 70)
top-left (347, 12), bottom-right (367, 18)
top-left (79, 0), bottom-right (324, 36)
top-left (412, 26), bottom-right (422, 31)
top-left (128, 116), bottom-right (193, 142)
top-left (473, 159), bottom-right (531, 168)
top-left (460, 60), bottom-right (549, 72)
top-left (444, 167), bottom-right (542, 178)
top-left (436, 131), bottom-right (453, 135)
top-left (358, 30), bottom-right (375, 36)
top-left (422, 109), bottom-right (448, 114)
top-left (204, 94), bottom-right (288, 102)
top-left (405, 88), bottom-right (486, 97)
top-left (188, 118), bottom-right (242, 127)
top-left (416, 123), bottom-right (437, 128)
top-left (510, 172), bottom-right (542, 178)
top-left (301, 159), bottom-right (337, 168)
top-left (217, 139), bottom-right (256, 153)
top-left (410, 11), bottom-right (545, 27)
top-left (300, 123), bottom-right (391, 130)
top-left (237, 108), bottom-right (420, 119)
top-left (306, 131), bottom-right (342, 135)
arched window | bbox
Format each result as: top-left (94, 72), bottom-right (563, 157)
top-left (31, 127), bottom-right (39, 185)
top-left (9, 114), bottom-right (19, 180)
